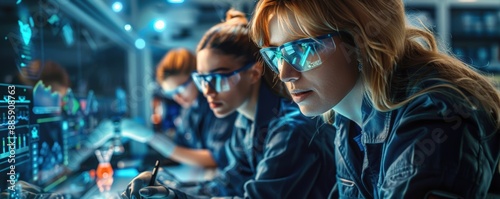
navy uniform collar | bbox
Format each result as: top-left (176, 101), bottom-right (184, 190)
top-left (360, 94), bottom-right (392, 143)
top-left (234, 83), bottom-right (281, 130)
top-left (334, 94), bottom-right (392, 144)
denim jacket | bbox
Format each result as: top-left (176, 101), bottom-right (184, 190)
top-left (173, 83), bottom-right (337, 199)
top-left (332, 90), bottom-right (500, 198)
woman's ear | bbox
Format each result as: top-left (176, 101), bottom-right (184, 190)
top-left (248, 63), bottom-right (263, 84)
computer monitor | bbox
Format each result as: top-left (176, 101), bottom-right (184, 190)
top-left (0, 81), bottom-right (101, 193)
top-left (61, 89), bottom-right (101, 171)
top-left (31, 81), bottom-right (67, 189)
top-left (0, 83), bottom-right (36, 192)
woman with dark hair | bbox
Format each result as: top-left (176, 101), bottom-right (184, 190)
top-left (122, 9), bottom-right (337, 199)
top-left (249, 0), bottom-right (500, 198)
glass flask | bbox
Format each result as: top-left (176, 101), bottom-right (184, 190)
top-left (95, 147), bottom-right (114, 193)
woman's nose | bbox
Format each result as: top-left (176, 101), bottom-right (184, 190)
top-left (201, 82), bottom-right (216, 97)
top-left (279, 61), bottom-right (300, 83)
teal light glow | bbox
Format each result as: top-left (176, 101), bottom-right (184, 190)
top-left (62, 121), bottom-right (68, 131)
top-left (18, 20), bottom-right (31, 45)
top-left (135, 38), bottom-right (146, 49)
top-left (115, 168), bottom-right (139, 177)
top-left (112, 2), bottom-right (123, 12)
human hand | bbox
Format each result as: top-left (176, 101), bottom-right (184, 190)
top-left (121, 171), bottom-right (176, 199)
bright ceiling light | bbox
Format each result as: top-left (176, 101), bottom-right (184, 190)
top-left (112, 2), bottom-right (123, 12)
top-left (153, 20), bottom-right (166, 32)
top-left (124, 24), bottom-right (132, 31)
top-left (168, 0), bottom-right (184, 3)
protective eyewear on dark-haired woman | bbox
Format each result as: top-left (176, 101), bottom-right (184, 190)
top-left (191, 63), bottom-right (254, 93)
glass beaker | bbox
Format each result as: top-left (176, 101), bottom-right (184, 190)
top-left (95, 147), bottom-right (114, 193)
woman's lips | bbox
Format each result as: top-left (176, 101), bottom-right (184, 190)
top-left (291, 90), bottom-right (313, 103)
top-left (209, 102), bottom-right (223, 109)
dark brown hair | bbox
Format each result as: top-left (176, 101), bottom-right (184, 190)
top-left (197, 9), bottom-right (290, 99)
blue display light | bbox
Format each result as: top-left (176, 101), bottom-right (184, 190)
top-left (112, 2), bottom-right (123, 12)
top-left (135, 38), bottom-right (146, 49)
top-left (62, 121), bottom-right (68, 131)
top-left (168, 0), bottom-right (184, 3)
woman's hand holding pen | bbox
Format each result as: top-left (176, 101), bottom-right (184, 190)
top-left (121, 166), bottom-right (176, 199)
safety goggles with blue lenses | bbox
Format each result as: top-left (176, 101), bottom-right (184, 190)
top-left (162, 77), bottom-right (192, 99)
top-left (259, 33), bottom-right (339, 74)
top-left (191, 62), bottom-right (254, 93)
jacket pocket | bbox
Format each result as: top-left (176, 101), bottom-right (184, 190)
top-left (336, 175), bottom-right (363, 199)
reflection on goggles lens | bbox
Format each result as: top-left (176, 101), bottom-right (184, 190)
top-left (260, 33), bottom-right (338, 74)
top-left (191, 63), bottom-right (254, 93)
top-left (162, 78), bottom-right (191, 98)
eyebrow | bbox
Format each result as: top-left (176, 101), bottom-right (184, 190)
top-left (209, 67), bottom-right (232, 73)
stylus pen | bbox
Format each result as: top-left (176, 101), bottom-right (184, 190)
top-left (148, 160), bottom-right (160, 186)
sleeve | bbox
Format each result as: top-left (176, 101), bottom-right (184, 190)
top-left (173, 132), bottom-right (188, 148)
top-left (242, 121), bottom-right (322, 199)
top-left (174, 108), bottom-right (200, 148)
top-left (379, 93), bottom-right (500, 199)
top-left (196, 127), bottom-right (254, 197)
top-left (170, 187), bottom-right (241, 199)
top-left (203, 112), bottom-right (237, 170)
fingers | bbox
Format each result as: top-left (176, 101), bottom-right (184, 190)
top-left (129, 180), bottom-right (145, 199)
top-left (139, 186), bottom-right (171, 198)
top-left (122, 184), bottom-right (140, 199)
top-left (122, 171), bottom-right (151, 199)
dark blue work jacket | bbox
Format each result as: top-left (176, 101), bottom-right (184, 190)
top-left (332, 90), bottom-right (500, 198)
